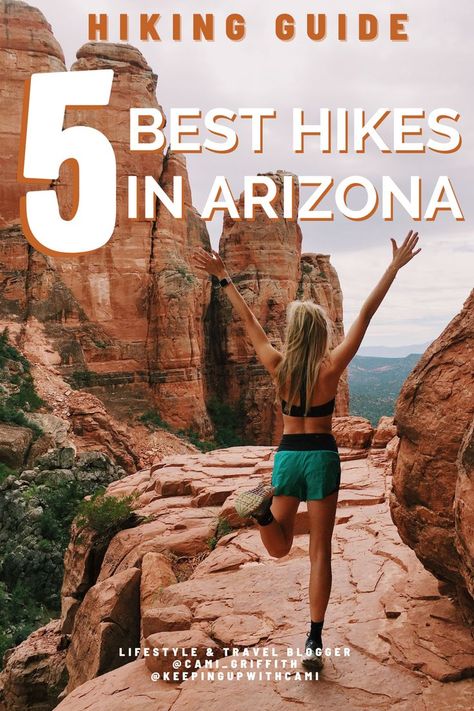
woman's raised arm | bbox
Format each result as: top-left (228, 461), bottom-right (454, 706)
top-left (330, 231), bottom-right (421, 376)
top-left (194, 247), bottom-right (282, 375)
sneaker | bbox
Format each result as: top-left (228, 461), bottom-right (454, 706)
top-left (301, 633), bottom-right (324, 671)
top-left (234, 482), bottom-right (275, 520)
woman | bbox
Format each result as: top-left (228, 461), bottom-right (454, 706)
top-left (194, 230), bottom-right (421, 671)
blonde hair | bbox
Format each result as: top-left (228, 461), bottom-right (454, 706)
top-left (274, 300), bottom-right (332, 415)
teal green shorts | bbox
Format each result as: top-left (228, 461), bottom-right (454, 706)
top-left (271, 437), bottom-right (341, 501)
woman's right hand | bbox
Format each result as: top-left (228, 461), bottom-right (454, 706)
top-left (330, 230), bottom-right (421, 375)
top-left (390, 230), bottom-right (421, 271)
top-left (194, 247), bottom-right (228, 279)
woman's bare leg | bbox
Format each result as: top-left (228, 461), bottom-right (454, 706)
top-left (306, 490), bottom-right (339, 620)
top-left (258, 494), bottom-right (300, 558)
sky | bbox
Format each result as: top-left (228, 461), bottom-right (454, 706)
top-left (31, 0), bottom-right (473, 347)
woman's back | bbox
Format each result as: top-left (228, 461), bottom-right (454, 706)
top-left (279, 354), bottom-right (339, 435)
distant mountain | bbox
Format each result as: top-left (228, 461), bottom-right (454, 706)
top-left (357, 342), bottom-right (430, 358)
top-left (348, 354), bottom-right (422, 425)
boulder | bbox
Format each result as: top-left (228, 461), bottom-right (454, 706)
top-left (61, 524), bottom-right (107, 635)
top-left (0, 423), bottom-right (32, 468)
top-left (65, 568), bottom-right (141, 692)
top-left (68, 391), bottom-right (140, 474)
top-left (0, 620), bottom-right (67, 711)
top-left (142, 605), bottom-right (192, 637)
top-left (35, 447), bottom-right (76, 470)
top-left (26, 413), bottom-right (73, 465)
top-left (333, 416), bottom-right (374, 449)
top-left (373, 416), bottom-right (397, 448)
top-left (390, 290), bottom-right (474, 619)
top-left (140, 552), bottom-right (177, 615)
top-left (386, 435), bottom-right (400, 461)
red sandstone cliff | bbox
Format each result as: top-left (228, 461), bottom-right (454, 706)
top-left (390, 290), bottom-right (474, 622)
top-left (0, 0), bottom-right (66, 228)
top-left (53, 41), bottom-right (166, 375)
top-left (0, 9), bottom-right (215, 435)
top-left (208, 171), bottom-right (349, 444)
top-left (54, 44), bottom-right (211, 434)
top-left (0, 2), bottom-right (348, 446)
top-left (145, 151), bottom-right (213, 434)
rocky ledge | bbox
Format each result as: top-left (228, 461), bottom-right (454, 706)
top-left (1, 440), bottom-right (472, 711)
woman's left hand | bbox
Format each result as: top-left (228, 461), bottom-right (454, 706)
top-left (390, 230), bottom-right (421, 271)
top-left (194, 247), bottom-right (228, 279)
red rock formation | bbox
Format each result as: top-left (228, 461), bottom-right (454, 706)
top-left (390, 290), bottom-right (474, 620)
top-left (0, 4), bottom-right (348, 447)
top-left (54, 43), bottom-right (212, 435)
top-left (54, 42), bottom-right (164, 362)
top-left (0, 37), bottom-right (160, 408)
top-left (210, 173), bottom-right (303, 445)
top-left (68, 391), bottom-right (141, 473)
top-left (208, 172), bottom-right (348, 445)
top-left (145, 152), bottom-right (212, 434)
top-left (332, 415), bottom-right (374, 449)
top-left (0, 17), bottom-right (213, 436)
top-left (0, 620), bottom-right (67, 711)
top-left (65, 568), bottom-right (141, 693)
top-left (372, 416), bottom-right (397, 448)
top-left (4, 445), bottom-right (471, 710)
top-left (455, 420), bottom-right (474, 615)
top-left (0, 0), bottom-right (65, 228)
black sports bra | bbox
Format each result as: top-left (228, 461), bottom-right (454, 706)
top-left (281, 370), bottom-right (336, 418)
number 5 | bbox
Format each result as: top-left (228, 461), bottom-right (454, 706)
top-left (19, 70), bottom-right (116, 255)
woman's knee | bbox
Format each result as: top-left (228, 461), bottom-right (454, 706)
top-left (267, 541), bottom-right (292, 558)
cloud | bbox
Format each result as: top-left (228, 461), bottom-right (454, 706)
top-left (332, 232), bottom-right (472, 345)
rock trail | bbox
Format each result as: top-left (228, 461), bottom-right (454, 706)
top-left (31, 443), bottom-right (472, 710)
